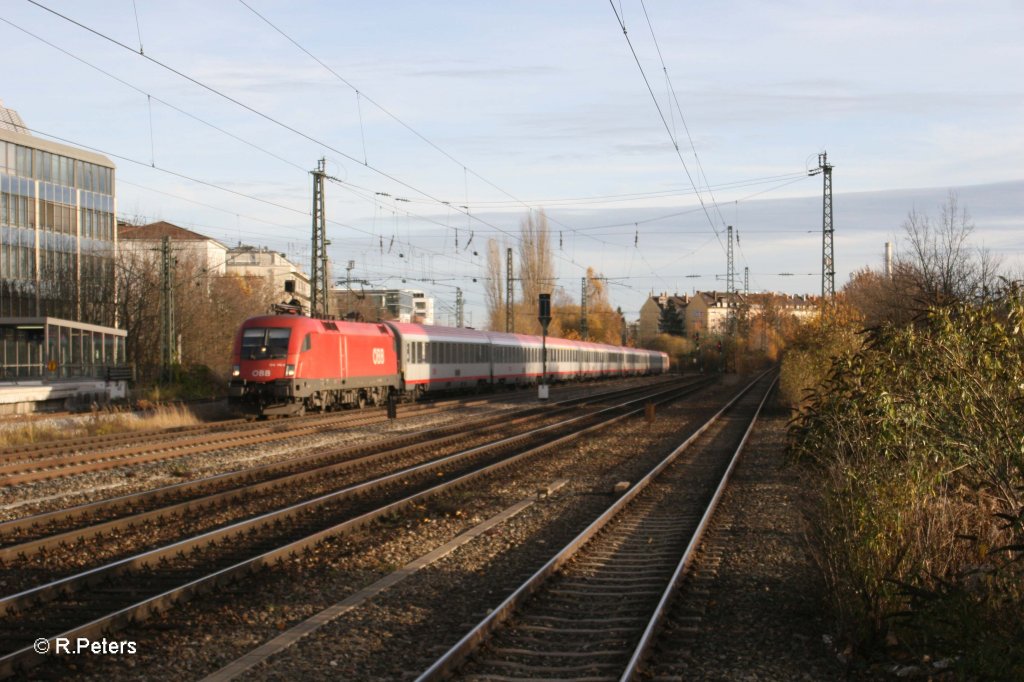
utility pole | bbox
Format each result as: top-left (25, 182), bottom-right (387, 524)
top-left (505, 247), bottom-right (514, 333)
top-left (455, 288), bottom-right (464, 328)
top-left (160, 236), bottom-right (175, 375)
top-left (809, 151), bottom-right (835, 301)
top-left (580, 276), bottom-right (589, 342)
top-left (345, 259), bottom-right (355, 314)
top-left (311, 158), bottom-right (330, 318)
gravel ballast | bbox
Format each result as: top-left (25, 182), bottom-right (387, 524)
top-left (20, 380), bottom-right (867, 680)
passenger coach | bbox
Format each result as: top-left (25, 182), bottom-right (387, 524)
top-left (229, 313), bottom-right (669, 416)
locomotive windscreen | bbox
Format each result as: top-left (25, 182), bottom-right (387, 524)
top-left (241, 327), bottom-right (291, 360)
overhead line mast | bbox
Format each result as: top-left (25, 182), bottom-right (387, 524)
top-left (506, 248), bottom-right (514, 333)
top-left (311, 158), bottom-right (330, 318)
top-left (809, 152), bottom-right (835, 301)
top-left (726, 225), bottom-right (735, 295)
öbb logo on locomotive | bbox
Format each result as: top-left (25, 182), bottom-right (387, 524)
top-left (228, 314), bottom-right (669, 417)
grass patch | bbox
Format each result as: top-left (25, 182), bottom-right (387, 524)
top-left (0, 404), bottom-right (201, 449)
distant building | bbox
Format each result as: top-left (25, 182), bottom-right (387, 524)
top-left (118, 221), bottom-right (228, 274)
top-left (686, 291), bottom-right (745, 337)
top-left (119, 222), bottom-right (313, 309)
top-left (225, 245), bottom-right (310, 308)
top-left (411, 291), bottom-right (434, 325)
top-left (331, 287), bottom-right (435, 324)
top-left (638, 292), bottom-right (689, 342)
top-left (0, 100), bottom-right (117, 325)
top-left (757, 292), bottom-right (819, 323)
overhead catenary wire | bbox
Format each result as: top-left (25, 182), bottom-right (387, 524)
top-left (25, 0), bottom-right (530, 250)
top-left (0, 16), bottom-right (309, 174)
top-left (233, 0), bottom-right (621, 281)
top-left (638, 0), bottom-right (729, 230)
top-left (22, 125), bottom-right (310, 216)
top-left (4, 12), bottom-right (502, 285)
top-left (16, 1), bottom-right (829, 315)
top-left (608, 0), bottom-right (725, 252)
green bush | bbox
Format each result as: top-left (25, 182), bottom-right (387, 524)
top-left (143, 364), bottom-right (226, 402)
top-left (778, 304), bottom-right (864, 411)
top-left (790, 286), bottom-right (1024, 677)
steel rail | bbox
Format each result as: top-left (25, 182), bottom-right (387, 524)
top-left (619, 373), bottom-right (778, 680)
top-left (0, 378), bottom-right (704, 678)
top-left (0, 380), bottom-right (697, 616)
top-left (0, 378), bottom-right (688, 542)
top-left (0, 392), bottom-right (614, 560)
top-left (0, 393), bottom-right (493, 466)
top-left (0, 377), bottom-right (669, 464)
top-left (415, 369), bottom-right (772, 682)
top-left (0, 402), bottom-right (457, 486)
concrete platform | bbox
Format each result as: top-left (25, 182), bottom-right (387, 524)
top-left (0, 379), bottom-right (127, 415)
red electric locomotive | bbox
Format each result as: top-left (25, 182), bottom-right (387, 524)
top-left (228, 314), bottom-right (399, 416)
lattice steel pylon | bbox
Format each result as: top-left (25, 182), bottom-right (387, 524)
top-left (506, 247), bottom-right (514, 333)
top-left (726, 225), bottom-right (735, 294)
top-left (580, 276), bottom-right (589, 342)
top-left (310, 158), bottom-right (330, 318)
top-left (810, 151), bottom-right (835, 301)
top-left (160, 235), bottom-right (175, 372)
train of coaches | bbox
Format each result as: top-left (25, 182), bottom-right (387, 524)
top-left (228, 314), bottom-right (670, 416)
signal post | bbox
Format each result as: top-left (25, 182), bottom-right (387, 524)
top-left (538, 293), bottom-right (551, 400)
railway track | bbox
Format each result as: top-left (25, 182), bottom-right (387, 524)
top-left (0, 379), bottom-right (701, 581)
top-left (417, 371), bottom-right (776, 681)
top-left (0, 379), bottom-right (675, 487)
top-left (0, 376), bottom-right (706, 678)
top-left (0, 400), bottom-right (461, 486)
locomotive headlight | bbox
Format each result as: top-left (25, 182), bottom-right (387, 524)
top-left (285, 364), bottom-right (296, 377)
top-left (231, 364), bottom-right (240, 377)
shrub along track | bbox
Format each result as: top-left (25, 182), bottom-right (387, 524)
top-left (0, 377), bottom-right (703, 678)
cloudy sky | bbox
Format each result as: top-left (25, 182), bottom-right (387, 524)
top-left (3, 0), bottom-right (1022, 324)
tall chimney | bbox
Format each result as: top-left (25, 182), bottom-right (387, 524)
top-left (884, 242), bottom-right (893, 279)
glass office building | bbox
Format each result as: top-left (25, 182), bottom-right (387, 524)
top-left (0, 106), bottom-right (117, 326)
top-left (0, 317), bottom-right (125, 380)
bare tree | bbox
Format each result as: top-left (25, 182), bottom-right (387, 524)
top-left (115, 246), bottom-right (278, 384)
top-left (583, 269), bottom-right (622, 344)
top-left (115, 248), bottom-right (163, 383)
top-left (484, 238), bottom-right (506, 331)
top-left (517, 211), bottom-right (554, 335)
top-left (896, 191), bottom-right (1000, 308)
top-left (845, 192), bottom-right (1005, 327)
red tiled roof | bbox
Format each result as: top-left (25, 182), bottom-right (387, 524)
top-left (118, 221), bottom-right (212, 241)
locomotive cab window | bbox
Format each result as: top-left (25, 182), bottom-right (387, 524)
top-left (241, 327), bottom-right (291, 360)
top-left (301, 333), bottom-right (312, 352)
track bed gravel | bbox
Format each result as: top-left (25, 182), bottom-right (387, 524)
top-left (26, 377), bottom-right (722, 679)
top-left (24, 380), bottom-right (859, 681)
top-left (644, 398), bottom-right (848, 680)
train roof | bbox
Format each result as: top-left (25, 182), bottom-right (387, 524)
top-left (386, 322), bottom-right (491, 343)
top-left (242, 315), bottom-right (395, 337)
